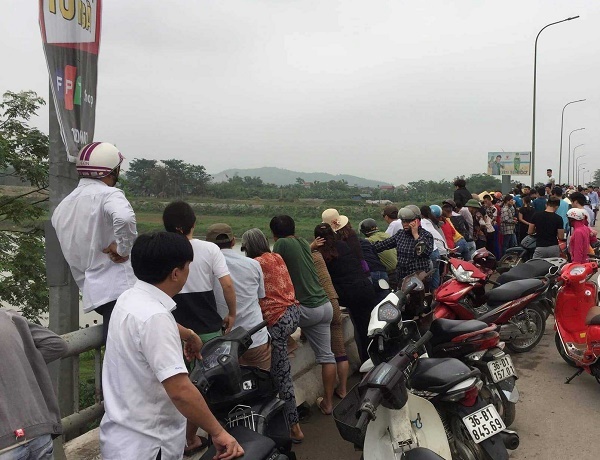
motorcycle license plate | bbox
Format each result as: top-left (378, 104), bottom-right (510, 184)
top-left (462, 404), bottom-right (506, 443)
top-left (487, 355), bottom-right (516, 383)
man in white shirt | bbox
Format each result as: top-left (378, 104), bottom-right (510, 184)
top-left (100, 232), bottom-right (243, 460)
top-left (162, 201), bottom-right (238, 454)
top-left (51, 142), bottom-right (137, 343)
top-left (206, 223), bottom-right (271, 370)
top-left (383, 205), bottom-right (403, 236)
top-left (546, 168), bottom-right (556, 187)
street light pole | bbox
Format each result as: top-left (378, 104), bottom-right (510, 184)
top-left (573, 147), bottom-right (586, 185)
top-left (568, 128), bottom-right (585, 184)
top-left (559, 99), bottom-right (585, 183)
top-left (583, 170), bottom-right (590, 185)
top-left (531, 16), bottom-right (579, 187)
top-left (578, 164), bottom-right (588, 186)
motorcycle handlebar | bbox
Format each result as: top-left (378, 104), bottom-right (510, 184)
top-left (407, 331), bottom-right (433, 355)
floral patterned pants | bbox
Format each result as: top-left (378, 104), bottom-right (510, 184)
top-left (268, 305), bottom-right (301, 426)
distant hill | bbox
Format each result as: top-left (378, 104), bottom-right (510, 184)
top-left (211, 167), bottom-right (391, 187)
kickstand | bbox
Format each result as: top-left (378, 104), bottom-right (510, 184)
top-left (565, 368), bottom-right (584, 384)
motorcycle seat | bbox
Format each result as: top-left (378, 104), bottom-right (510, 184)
top-left (428, 318), bottom-right (490, 347)
top-left (585, 306), bottom-right (600, 326)
top-left (485, 279), bottom-right (545, 307)
top-left (497, 259), bottom-right (553, 284)
top-left (200, 425), bottom-right (276, 460)
top-left (409, 357), bottom-right (479, 394)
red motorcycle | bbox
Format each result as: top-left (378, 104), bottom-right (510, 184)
top-left (433, 252), bottom-right (548, 354)
top-left (554, 261), bottom-right (600, 384)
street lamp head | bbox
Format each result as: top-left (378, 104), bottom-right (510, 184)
top-left (567, 16), bottom-right (580, 21)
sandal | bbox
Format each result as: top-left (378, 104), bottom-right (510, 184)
top-left (184, 436), bottom-right (209, 456)
top-left (316, 397), bottom-right (332, 415)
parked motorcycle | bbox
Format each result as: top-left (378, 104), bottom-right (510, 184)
top-left (496, 235), bottom-right (536, 273)
top-left (428, 318), bottom-right (519, 427)
top-left (344, 275), bottom-right (516, 459)
top-left (190, 321), bottom-right (294, 460)
top-left (554, 261), bottom-right (600, 384)
top-left (433, 257), bottom-right (548, 353)
top-left (497, 257), bottom-right (567, 317)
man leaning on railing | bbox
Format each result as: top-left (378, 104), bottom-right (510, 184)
top-left (0, 309), bottom-right (68, 460)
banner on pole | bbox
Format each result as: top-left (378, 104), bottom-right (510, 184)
top-left (39, 0), bottom-right (102, 162)
top-left (487, 152), bottom-right (531, 176)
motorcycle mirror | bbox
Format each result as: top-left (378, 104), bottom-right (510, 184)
top-left (377, 278), bottom-right (390, 291)
top-left (415, 241), bottom-right (427, 257)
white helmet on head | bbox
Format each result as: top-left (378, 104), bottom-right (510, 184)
top-left (76, 142), bottom-right (124, 178)
top-left (567, 208), bottom-right (587, 221)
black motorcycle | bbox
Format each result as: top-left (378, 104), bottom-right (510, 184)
top-left (190, 321), bottom-right (294, 460)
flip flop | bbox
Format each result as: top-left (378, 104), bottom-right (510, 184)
top-left (316, 397), bottom-right (332, 415)
top-left (184, 436), bottom-right (209, 456)
top-left (291, 436), bottom-right (304, 444)
top-left (334, 389), bottom-right (346, 399)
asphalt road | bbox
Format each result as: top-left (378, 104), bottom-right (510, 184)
top-left (293, 318), bottom-right (600, 460)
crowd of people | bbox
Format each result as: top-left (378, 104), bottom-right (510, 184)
top-left (2, 142), bottom-right (598, 460)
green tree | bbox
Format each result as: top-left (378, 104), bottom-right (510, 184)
top-left (591, 169), bottom-right (600, 186)
top-left (0, 91), bottom-right (49, 321)
top-left (125, 158), bottom-right (157, 195)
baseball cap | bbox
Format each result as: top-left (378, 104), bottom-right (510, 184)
top-left (205, 223), bottom-right (234, 243)
top-left (442, 199), bottom-right (456, 208)
top-left (382, 205), bottom-right (399, 218)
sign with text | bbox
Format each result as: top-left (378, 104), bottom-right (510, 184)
top-left (487, 152), bottom-right (531, 176)
top-left (39, 0), bottom-right (102, 162)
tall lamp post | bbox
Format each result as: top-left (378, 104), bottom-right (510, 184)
top-left (568, 128), bottom-right (585, 184)
top-left (573, 147), bottom-right (586, 184)
top-left (531, 16), bottom-right (579, 187)
top-left (559, 99), bottom-right (585, 183)
top-left (583, 170), bottom-right (590, 186)
top-left (578, 164), bottom-right (587, 186)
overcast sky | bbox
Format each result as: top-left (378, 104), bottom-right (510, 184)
top-left (3, 1), bottom-right (600, 185)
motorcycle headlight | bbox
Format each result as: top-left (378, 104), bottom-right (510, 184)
top-left (451, 264), bottom-right (479, 283)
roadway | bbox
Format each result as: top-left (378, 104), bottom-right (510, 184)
top-left (293, 317), bottom-right (600, 459)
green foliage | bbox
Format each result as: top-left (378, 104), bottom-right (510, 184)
top-left (0, 90), bottom-right (49, 321)
top-left (124, 157), bottom-right (211, 197)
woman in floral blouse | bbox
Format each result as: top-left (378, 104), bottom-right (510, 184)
top-left (241, 228), bottom-right (304, 443)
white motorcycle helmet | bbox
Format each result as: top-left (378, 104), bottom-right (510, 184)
top-left (76, 142), bottom-right (124, 178)
top-left (567, 208), bottom-right (587, 221)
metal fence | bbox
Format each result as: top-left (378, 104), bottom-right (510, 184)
top-left (58, 325), bottom-right (104, 444)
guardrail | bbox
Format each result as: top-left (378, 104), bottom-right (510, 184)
top-left (59, 325), bottom-right (104, 441)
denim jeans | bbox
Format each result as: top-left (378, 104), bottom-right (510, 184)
top-left (429, 249), bottom-right (441, 290)
top-left (455, 238), bottom-right (470, 260)
top-left (502, 233), bottom-right (517, 255)
top-left (466, 241), bottom-right (477, 261)
top-left (0, 435), bottom-right (54, 460)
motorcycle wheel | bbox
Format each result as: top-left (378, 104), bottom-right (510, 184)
top-left (506, 305), bottom-right (546, 353)
top-left (449, 414), bottom-right (491, 460)
top-left (479, 381), bottom-right (516, 427)
top-left (555, 332), bottom-right (578, 368)
top-left (497, 387), bottom-right (516, 427)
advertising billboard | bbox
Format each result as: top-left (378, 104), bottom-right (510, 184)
top-left (39, 0), bottom-right (102, 162)
top-left (487, 152), bottom-right (531, 176)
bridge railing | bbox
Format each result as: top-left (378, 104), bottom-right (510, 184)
top-left (57, 325), bottom-right (104, 445)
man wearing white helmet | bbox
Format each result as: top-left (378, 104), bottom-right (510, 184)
top-left (567, 207), bottom-right (598, 263)
top-left (51, 142), bottom-right (137, 343)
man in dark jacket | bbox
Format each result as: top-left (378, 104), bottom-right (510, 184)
top-left (453, 178), bottom-right (472, 208)
top-left (0, 309), bottom-right (68, 458)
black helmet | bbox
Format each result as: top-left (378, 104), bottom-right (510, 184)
top-left (359, 218), bottom-right (378, 236)
top-left (398, 207), bottom-right (418, 221)
top-left (472, 248), bottom-right (497, 271)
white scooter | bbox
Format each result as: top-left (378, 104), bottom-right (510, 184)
top-left (334, 309), bottom-right (452, 459)
top-left (334, 276), bottom-right (514, 460)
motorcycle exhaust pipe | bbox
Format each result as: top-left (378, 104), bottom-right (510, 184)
top-left (500, 429), bottom-right (519, 450)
